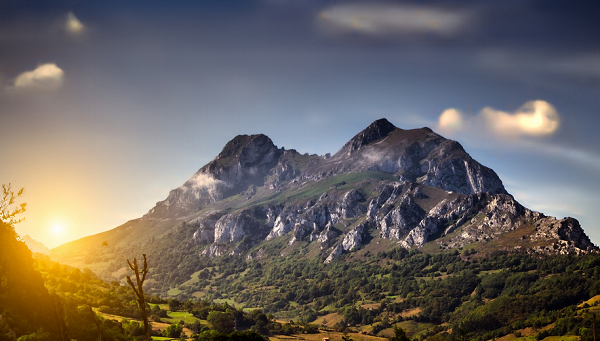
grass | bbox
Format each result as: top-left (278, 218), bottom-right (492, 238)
top-left (248, 171), bottom-right (396, 208)
top-left (213, 298), bottom-right (239, 307)
top-left (179, 270), bottom-right (203, 287)
top-left (163, 311), bottom-right (202, 324)
top-left (313, 313), bottom-right (342, 327)
top-left (269, 331), bottom-right (388, 341)
top-left (167, 288), bottom-right (183, 296)
top-left (578, 294), bottom-right (600, 307)
top-left (388, 321), bottom-right (433, 338)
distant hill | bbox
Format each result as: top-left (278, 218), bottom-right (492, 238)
top-left (20, 234), bottom-right (50, 255)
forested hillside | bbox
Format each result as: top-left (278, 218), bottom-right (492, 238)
top-left (60, 216), bottom-right (600, 340)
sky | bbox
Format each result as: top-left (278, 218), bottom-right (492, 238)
top-left (1, 0), bottom-right (600, 248)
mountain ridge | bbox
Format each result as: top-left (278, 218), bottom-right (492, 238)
top-left (51, 118), bottom-right (596, 276)
top-left (143, 119), bottom-right (508, 222)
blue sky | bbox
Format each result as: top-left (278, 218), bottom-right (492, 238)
top-left (1, 0), bottom-right (600, 247)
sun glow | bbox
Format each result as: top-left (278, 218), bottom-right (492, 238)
top-left (51, 222), bottom-right (65, 236)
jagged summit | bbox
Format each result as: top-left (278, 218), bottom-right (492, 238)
top-left (145, 119), bottom-right (509, 220)
top-left (146, 133), bottom-right (281, 219)
top-left (335, 118), bottom-right (397, 156)
top-left (213, 134), bottom-right (275, 162)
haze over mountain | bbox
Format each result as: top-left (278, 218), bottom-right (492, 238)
top-left (20, 234), bottom-right (50, 255)
top-left (52, 119), bottom-right (596, 279)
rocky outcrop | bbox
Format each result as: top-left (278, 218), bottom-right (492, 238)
top-left (132, 118), bottom-right (595, 260)
top-left (419, 141), bottom-right (506, 195)
top-left (378, 193), bottom-right (425, 240)
top-left (191, 180), bottom-right (595, 261)
top-left (529, 217), bottom-right (596, 254)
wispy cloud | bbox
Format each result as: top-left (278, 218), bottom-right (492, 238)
top-left (475, 50), bottom-right (600, 90)
top-left (438, 100), bottom-right (560, 137)
top-left (65, 12), bottom-right (85, 35)
top-left (317, 3), bottom-right (473, 38)
top-left (13, 63), bottom-right (64, 90)
top-left (189, 173), bottom-right (226, 190)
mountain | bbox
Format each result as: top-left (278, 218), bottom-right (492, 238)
top-left (51, 118), bottom-right (596, 279)
top-left (48, 119), bottom-right (600, 341)
top-left (20, 234), bottom-right (50, 255)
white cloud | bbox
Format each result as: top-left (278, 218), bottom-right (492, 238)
top-left (318, 3), bottom-right (472, 37)
top-left (481, 100), bottom-right (560, 136)
top-left (438, 108), bottom-right (464, 130)
top-left (436, 100), bottom-right (600, 172)
top-left (13, 64), bottom-right (64, 90)
top-left (189, 173), bottom-right (226, 190)
top-left (438, 100), bottom-right (560, 137)
top-left (362, 150), bottom-right (385, 163)
top-left (65, 12), bottom-right (85, 35)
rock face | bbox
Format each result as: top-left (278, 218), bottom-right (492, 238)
top-left (145, 134), bottom-right (281, 218)
top-left (140, 118), bottom-right (595, 261)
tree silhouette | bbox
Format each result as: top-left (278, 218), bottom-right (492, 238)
top-left (126, 254), bottom-right (151, 341)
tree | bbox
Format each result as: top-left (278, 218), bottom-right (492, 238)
top-left (168, 298), bottom-right (181, 312)
top-left (164, 324), bottom-right (183, 338)
top-left (207, 311), bottom-right (234, 334)
top-left (126, 254), bottom-right (151, 341)
top-left (0, 184), bottom-right (26, 227)
top-left (391, 325), bottom-right (410, 341)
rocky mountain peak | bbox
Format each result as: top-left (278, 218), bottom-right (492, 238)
top-left (336, 118), bottom-right (397, 156)
top-left (53, 118), bottom-right (597, 285)
top-left (215, 134), bottom-right (274, 161)
top-left (202, 133), bottom-right (280, 175)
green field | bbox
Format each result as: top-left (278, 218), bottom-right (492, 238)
top-left (163, 311), bottom-right (204, 325)
top-left (167, 287), bottom-right (183, 296)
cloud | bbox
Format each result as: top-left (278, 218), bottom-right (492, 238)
top-left (437, 100), bottom-right (600, 175)
top-left (65, 12), bottom-right (85, 35)
top-left (475, 50), bottom-right (600, 93)
top-left (438, 108), bottom-right (464, 131)
top-left (318, 3), bottom-right (473, 38)
top-left (438, 100), bottom-right (560, 137)
top-left (189, 173), bottom-right (226, 190)
top-left (13, 64), bottom-right (64, 90)
top-left (481, 100), bottom-right (559, 136)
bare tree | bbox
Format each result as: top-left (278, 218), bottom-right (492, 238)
top-left (126, 254), bottom-right (151, 341)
